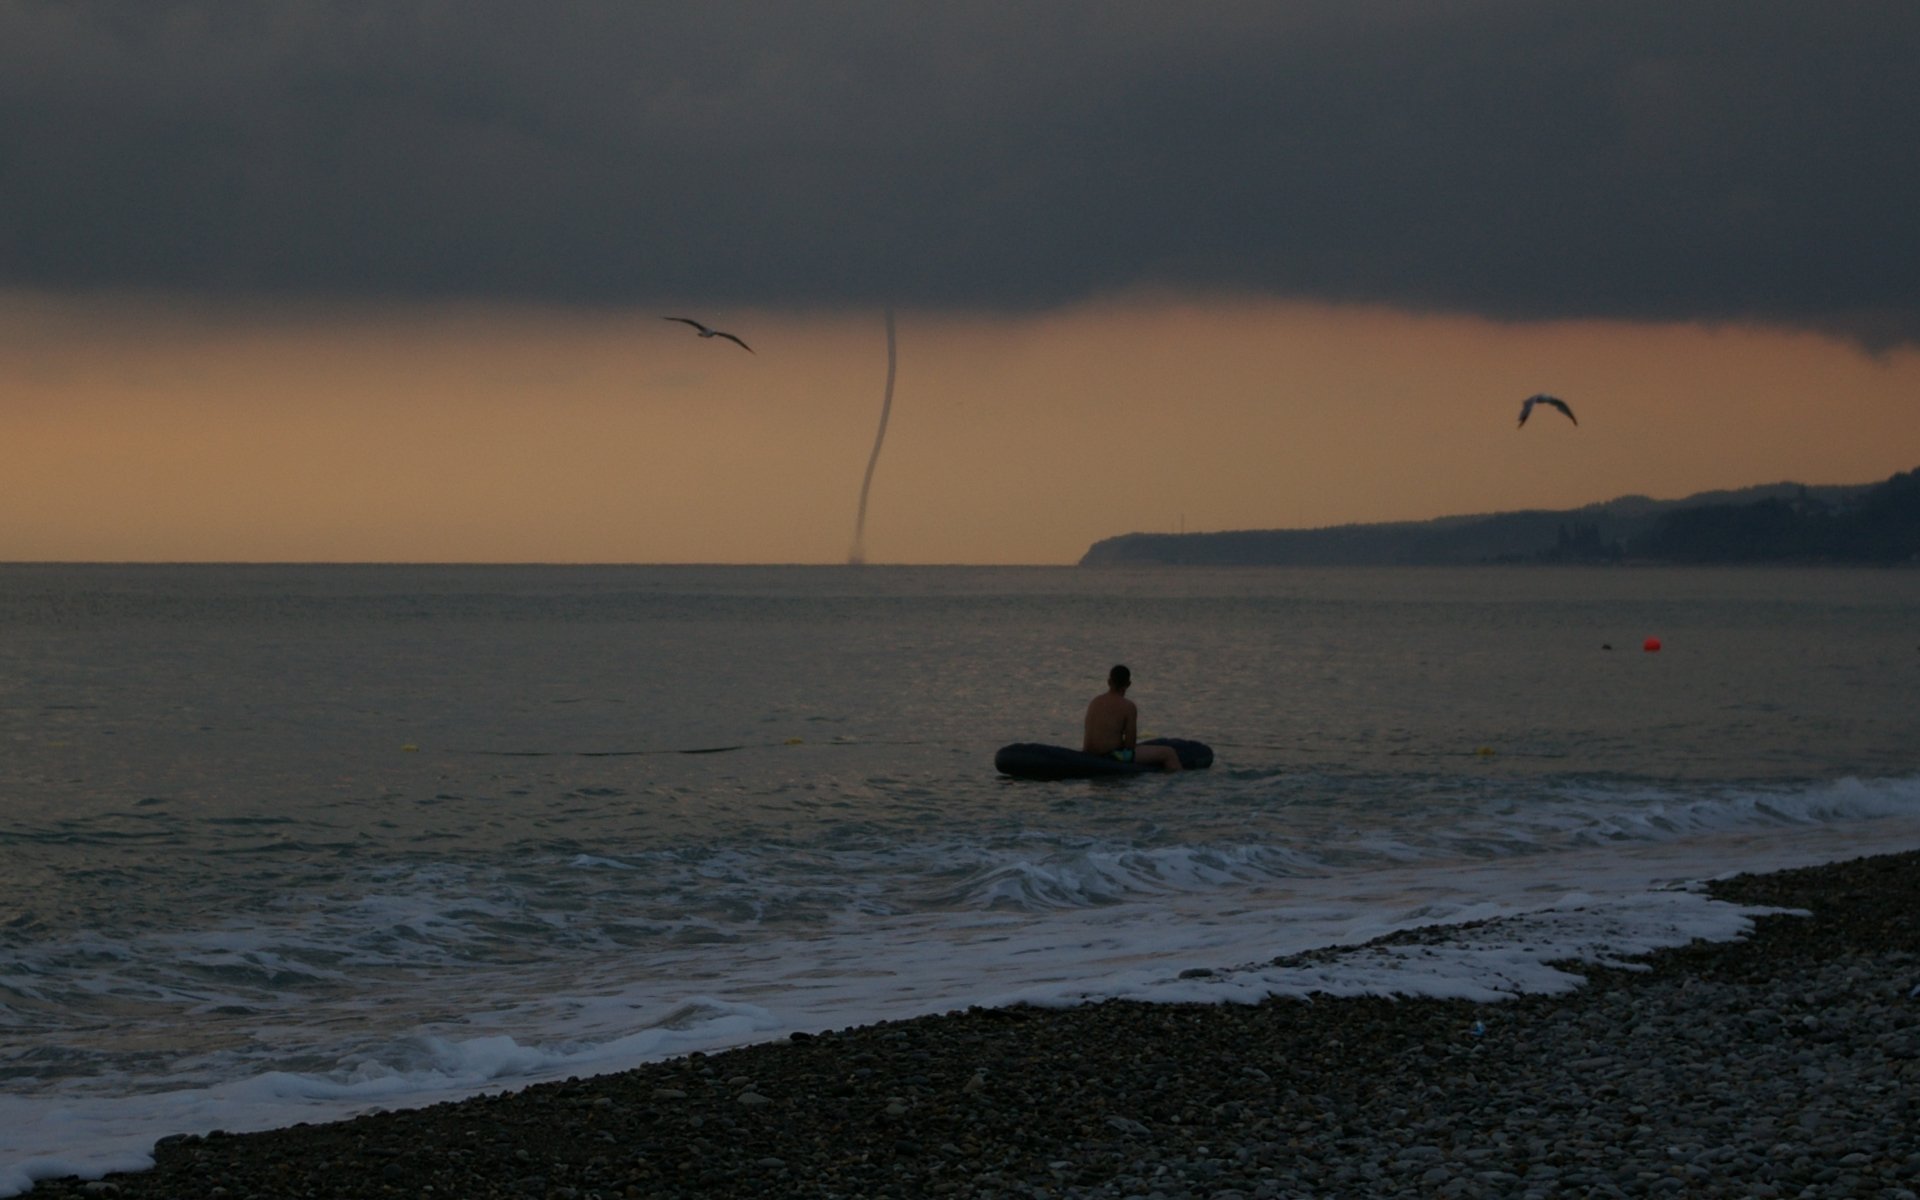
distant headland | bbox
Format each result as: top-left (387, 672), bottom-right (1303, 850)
top-left (1081, 468), bottom-right (1920, 566)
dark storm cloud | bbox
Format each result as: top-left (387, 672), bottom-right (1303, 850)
top-left (3, 1), bottom-right (1917, 343)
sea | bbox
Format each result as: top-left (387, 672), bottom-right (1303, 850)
top-left (3, 563), bottom-right (1918, 1193)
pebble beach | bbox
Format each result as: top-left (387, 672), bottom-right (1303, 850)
top-left (25, 848), bottom-right (1920, 1200)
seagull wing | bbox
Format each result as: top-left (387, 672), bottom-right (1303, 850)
top-left (715, 331), bottom-right (753, 353)
top-left (663, 316), bottom-right (712, 335)
top-left (1519, 393), bottom-right (1577, 428)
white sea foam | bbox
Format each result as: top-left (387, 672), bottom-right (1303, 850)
top-left (7, 809), bottom-right (1919, 1197)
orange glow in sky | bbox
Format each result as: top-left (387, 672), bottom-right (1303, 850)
top-left (3, 290), bottom-right (1915, 564)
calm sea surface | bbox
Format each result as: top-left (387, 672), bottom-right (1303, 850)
top-left (3, 564), bottom-right (1917, 1191)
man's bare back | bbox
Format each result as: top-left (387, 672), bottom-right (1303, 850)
top-left (1082, 688), bottom-right (1136, 756)
top-left (1082, 664), bottom-right (1181, 771)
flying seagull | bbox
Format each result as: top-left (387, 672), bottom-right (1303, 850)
top-left (1517, 393), bottom-right (1577, 428)
top-left (663, 317), bottom-right (753, 352)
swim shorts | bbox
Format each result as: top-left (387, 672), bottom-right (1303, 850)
top-left (1110, 748), bottom-right (1134, 763)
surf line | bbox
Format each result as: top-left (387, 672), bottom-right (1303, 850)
top-left (456, 737), bottom-right (930, 758)
top-left (847, 304), bottom-right (897, 565)
top-left (464, 746), bottom-right (750, 758)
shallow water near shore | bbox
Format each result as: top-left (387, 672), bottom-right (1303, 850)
top-left (3, 563), bottom-right (1918, 1193)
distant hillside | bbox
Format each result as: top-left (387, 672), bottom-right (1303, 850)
top-left (1079, 470), bottom-right (1920, 566)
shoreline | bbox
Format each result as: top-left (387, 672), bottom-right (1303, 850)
top-left (24, 849), bottom-right (1920, 1199)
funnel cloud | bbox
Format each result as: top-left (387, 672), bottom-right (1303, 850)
top-left (848, 306), bottom-right (897, 565)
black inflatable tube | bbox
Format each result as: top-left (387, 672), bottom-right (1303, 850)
top-left (993, 737), bottom-right (1214, 780)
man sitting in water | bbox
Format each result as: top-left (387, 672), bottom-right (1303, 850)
top-left (1083, 664), bottom-right (1181, 771)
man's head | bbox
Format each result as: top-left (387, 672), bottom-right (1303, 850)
top-left (1108, 664), bottom-right (1131, 690)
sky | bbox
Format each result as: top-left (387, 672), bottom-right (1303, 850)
top-left (3, 1), bottom-right (1918, 564)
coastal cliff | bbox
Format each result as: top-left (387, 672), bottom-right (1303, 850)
top-left (1082, 468), bottom-right (1920, 566)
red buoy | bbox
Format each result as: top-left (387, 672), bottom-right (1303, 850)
top-left (1643, 637), bottom-right (1662, 653)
